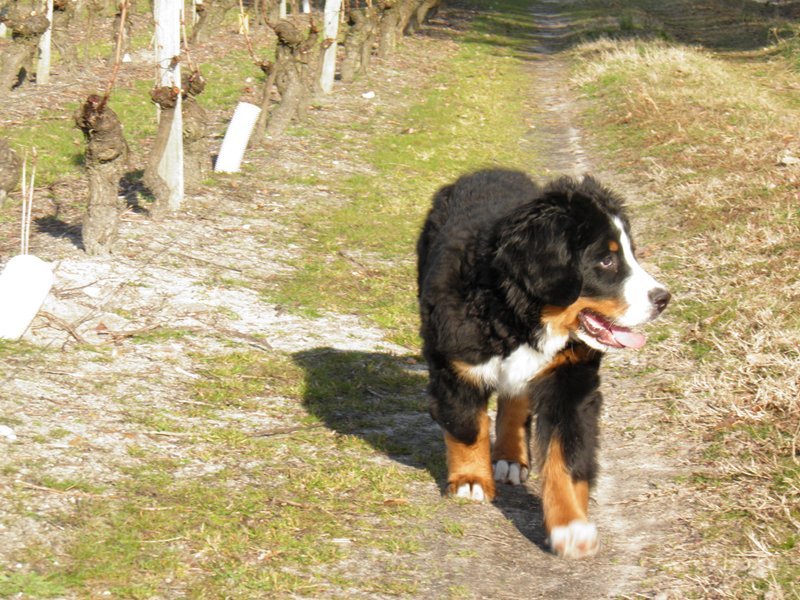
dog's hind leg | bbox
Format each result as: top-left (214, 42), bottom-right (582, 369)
top-left (492, 395), bottom-right (531, 485)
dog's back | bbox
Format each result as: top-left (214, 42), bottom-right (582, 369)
top-left (416, 169), bottom-right (540, 296)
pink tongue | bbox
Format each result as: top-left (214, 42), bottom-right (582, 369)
top-left (583, 312), bottom-right (647, 349)
top-left (610, 327), bottom-right (646, 349)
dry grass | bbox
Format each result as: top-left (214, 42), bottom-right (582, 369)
top-left (573, 37), bottom-right (799, 597)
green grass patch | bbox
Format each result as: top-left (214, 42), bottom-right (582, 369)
top-left (293, 347), bottom-right (428, 421)
top-left (0, 340), bottom-right (51, 379)
top-left (24, 378), bottom-right (438, 597)
top-left (198, 50), bottom-right (269, 113)
top-left (461, 0), bottom-right (541, 55)
top-left (0, 571), bottom-right (66, 598)
top-left (35, 477), bottom-right (107, 495)
top-left (190, 347), bottom-right (428, 429)
top-left (128, 327), bottom-right (194, 344)
top-left (4, 112), bottom-right (84, 186)
top-left (191, 350), bottom-right (304, 409)
top-left (124, 409), bottom-right (187, 433)
top-left (442, 519), bottom-right (466, 537)
top-left (774, 24), bottom-right (800, 70)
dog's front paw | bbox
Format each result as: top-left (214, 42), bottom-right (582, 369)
top-left (493, 460), bottom-right (529, 485)
top-left (549, 520), bottom-right (599, 559)
top-left (448, 474), bottom-right (495, 502)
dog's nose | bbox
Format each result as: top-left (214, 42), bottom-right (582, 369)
top-left (649, 288), bottom-right (671, 315)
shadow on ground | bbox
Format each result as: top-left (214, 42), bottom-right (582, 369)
top-left (292, 347), bottom-right (551, 552)
top-left (35, 215), bottom-right (83, 250)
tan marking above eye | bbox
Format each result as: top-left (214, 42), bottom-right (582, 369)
top-left (608, 240), bottom-right (620, 253)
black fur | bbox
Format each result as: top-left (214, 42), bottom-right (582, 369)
top-left (532, 349), bottom-right (603, 485)
top-left (417, 168), bottom-right (634, 483)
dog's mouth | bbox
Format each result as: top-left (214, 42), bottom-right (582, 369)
top-left (577, 310), bottom-right (646, 350)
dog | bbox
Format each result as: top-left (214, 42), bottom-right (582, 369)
top-left (416, 169), bottom-right (670, 558)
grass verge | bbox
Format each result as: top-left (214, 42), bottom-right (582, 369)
top-left (571, 24), bottom-right (799, 598)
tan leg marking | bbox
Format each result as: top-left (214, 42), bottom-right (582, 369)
top-left (541, 437), bottom-right (585, 532)
top-left (492, 395), bottom-right (530, 466)
top-left (445, 411), bottom-right (495, 502)
top-left (573, 479), bottom-right (590, 516)
top-left (492, 395), bottom-right (530, 485)
top-left (541, 437), bottom-right (599, 558)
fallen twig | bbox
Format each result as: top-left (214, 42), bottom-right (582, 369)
top-left (251, 424), bottom-right (324, 438)
top-left (51, 280), bottom-right (100, 299)
top-left (142, 430), bottom-right (192, 437)
top-left (173, 398), bottom-right (216, 407)
top-left (337, 250), bottom-right (371, 272)
top-left (96, 323), bottom-right (161, 342)
top-left (17, 480), bottom-right (112, 498)
top-left (37, 311), bottom-right (88, 345)
top-left (211, 325), bottom-right (273, 352)
top-left (171, 250), bottom-right (244, 273)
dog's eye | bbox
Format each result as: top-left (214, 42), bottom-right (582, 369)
top-left (599, 254), bottom-right (617, 270)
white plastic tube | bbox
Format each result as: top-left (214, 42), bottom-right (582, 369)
top-left (320, 0), bottom-right (342, 94)
top-left (37, 0), bottom-right (54, 85)
top-left (214, 102), bottom-right (262, 173)
top-left (0, 254), bottom-right (54, 340)
top-left (154, 0), bottom-right (184, 210)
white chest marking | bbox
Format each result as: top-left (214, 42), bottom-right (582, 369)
top-left (465, 325), bottom-right (569, 397)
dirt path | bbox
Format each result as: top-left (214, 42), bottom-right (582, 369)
top-left (419, 3), bottom-right (690, 597)
top-left (320, 4), bottom-right (691, 598)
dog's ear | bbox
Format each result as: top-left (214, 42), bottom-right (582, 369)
top-left (491, 205), bottom-right (582, 308)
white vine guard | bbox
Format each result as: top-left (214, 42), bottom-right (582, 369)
top-left (0, 152), bottom-right (54, 340)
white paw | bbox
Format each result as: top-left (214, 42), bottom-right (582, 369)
top-left (493, 460), bottom-right (529, 485)
top-left (549, 520), bottom-right (599, 559)
top-left (454, 482), bottom-right (486, 502)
